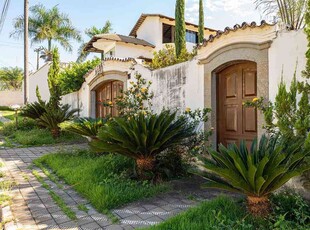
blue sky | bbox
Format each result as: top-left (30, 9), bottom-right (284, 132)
top-left (0, 0), bottom-right (263, 71)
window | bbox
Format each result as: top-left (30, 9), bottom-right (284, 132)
top-left (162, 23), bottom-right (198, 44)
top-left (186, 30), bottom-right (198, 44)
top-left (163, 23), bottom-right (173, 43)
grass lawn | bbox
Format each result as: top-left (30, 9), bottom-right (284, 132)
top-left (147, 195), bottom-right (309, 230)
top-left (0, 110), bottom-right (16, 120)
top-left (34, 150), bottom-right (170, 212)
top-left (0, 117), bottom-right (86, 147)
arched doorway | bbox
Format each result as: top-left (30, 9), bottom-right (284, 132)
top-left (96, 80), bottom-right (123, 118)
top-left (217, 62), bottom-right (257, 148)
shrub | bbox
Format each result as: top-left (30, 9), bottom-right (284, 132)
top-left (63, 117), bottom-right (107, 140)
top-left (58, 58), bottom-right (101, 95)
top-left (90, 111), bottom-right (195, 179)
top-left (197, 134), bottom-right (310, 217)
top-left (271, 190), bottom-right (310, 226)
top-left (20, 101), bottom-right (47, 120)
top-left (38, 104), bottom-right (79, 138)
top-left (2, 118), bottom-right (37, 136)
top-left (149, 45), bottom-right (196, 69)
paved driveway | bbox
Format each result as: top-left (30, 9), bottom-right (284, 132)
top-left (0, 144), bottom-right (226, 229)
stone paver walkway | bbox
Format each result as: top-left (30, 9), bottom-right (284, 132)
top-left (0, 145), bottom-right (232, 230)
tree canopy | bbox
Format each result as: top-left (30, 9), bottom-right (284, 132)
top-left (77, 21), bottom-right (112, 62)
top-left (10, 4), bottom-right (81, 52)
top-left (0, 67), bottom-right (23, 90)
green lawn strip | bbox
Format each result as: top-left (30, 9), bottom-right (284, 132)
top-left (32, 170), bottom-right (77, 220)
top-left (33, 151), bottom-right (170, 213)
top-left (146, 196), bottom-right (309, 230)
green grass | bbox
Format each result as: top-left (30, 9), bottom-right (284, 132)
top-left (32, 170), bottom-right (77, 220)
top-left (3, 127), bottom-right (86, 147)
top-left (77, 204), bottom-right (88, 212)
top-left (147, 196), bottom-right (310, 230)
top-left (1, 110), bottom-right (17, 120)
top-left (34, 150), bottom-right (169, 212)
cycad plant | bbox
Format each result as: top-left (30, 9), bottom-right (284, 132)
top-left (64, 117), bottom-right (107, 140)
top-left (90, 111), bottom-right (195, 178)
top-left (38, 104), bottom-right (79, 138)
top-left (198, 135), bottom-right (310, 217)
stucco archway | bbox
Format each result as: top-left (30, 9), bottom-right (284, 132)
top-left (88, 71), bottom-right (128, 118)
top-left (200, 42), bottom-right (270, 147)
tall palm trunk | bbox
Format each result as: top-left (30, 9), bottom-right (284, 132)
top-left (24, 0), bottom-right (29, 104)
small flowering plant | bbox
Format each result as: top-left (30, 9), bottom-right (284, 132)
top-left (115, 73), bottom-right (154, 118)
top-left (182, 107), bottom-right (213, 155)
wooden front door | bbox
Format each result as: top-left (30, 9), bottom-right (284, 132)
top-left (96, 81), bottom-right (123, 118)
top-left (217, 62), bottom-right (257, 148)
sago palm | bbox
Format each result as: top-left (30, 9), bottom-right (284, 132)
top-left (90, 111), bottom-right (195, 178)
top-left (11, 3), bottom-right (81, 52)
top-left (77, 21), bottom-right (112, 62)
top-left (64, 117), bottom-right (108, 140)
top-left (197, 135), bottom-right (310, 217)
top-left (38, 104), bottom-right (79, 138)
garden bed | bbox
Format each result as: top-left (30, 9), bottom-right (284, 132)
top-left (33, 150), bottom-right (170, 212)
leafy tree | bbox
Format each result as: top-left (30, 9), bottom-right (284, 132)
top-left (175, 0), bottom-right (186, 57)
top-left (77, 21), bottom-right (112, 62)
top-left (10, 3), bottom-right (81, 52)
top-left (149, 44), bottom-right (195, 69)
top-left (0, 67), bottom-right (23, 90)
top-left (302, 0), bottom-right (310, 93)
top-left (197, 135), bottom-right (310, 217)
top-left (22, 47), bottom-right (79, 138)
top-left (198, 0), bottom-right (204, 44)
top-left (58, 58), bottom-right (101, 95)
top-left (47, 47), bottom-right (62, 109)
top-left (255, 0), bottom-right (307, 30)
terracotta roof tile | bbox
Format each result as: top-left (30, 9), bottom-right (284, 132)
top-left (199, 20), bottom-right (275, 48)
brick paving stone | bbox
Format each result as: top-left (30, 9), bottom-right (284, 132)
top-left (1, 144), bottom-right (227, 229)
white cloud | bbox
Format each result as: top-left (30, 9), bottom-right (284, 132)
top-left (185, 0), bottom-right (258, 24)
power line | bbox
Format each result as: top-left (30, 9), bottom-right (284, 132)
top-left (0, 0), bottom-right (10, 34)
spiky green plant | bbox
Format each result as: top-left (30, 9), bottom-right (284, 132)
top-left (20, 101), bottom-right (47, 120)
top-left (38, 104), bottom-right (79, 138)
top-left (197, 135), bottom-right (310, 217)
top-left (90, 111), bottom-right (195, 178)
top-left (64, 117), bottom-right (107, 140)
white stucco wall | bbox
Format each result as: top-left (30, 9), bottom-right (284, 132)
top-left (268, 30), bottom-right (308, 102)
top-left (136, 16), bottom-right (162, 50)
top-left (135, 60), bottom-right (204, 114)
top-left (28, 63), bottom-right (51, 103)
top-left (114, 43), bottom-right (153, 59)
top-left (0, 91), bottom-right (23, 106)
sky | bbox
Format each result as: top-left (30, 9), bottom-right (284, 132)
top-left (0, 0), bottom-right (265, 71)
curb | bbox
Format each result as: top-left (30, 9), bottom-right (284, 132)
top-left (2, 205), bottom-right (16, 230)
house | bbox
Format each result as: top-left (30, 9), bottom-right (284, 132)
top-left (83, 14), bottom-right (216, 60)
top-left (29, 13), bottom-right (308, 148)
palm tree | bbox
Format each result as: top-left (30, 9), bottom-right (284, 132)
top-left (11, 3), bottom-right (81, 52)
top-left (255, 0), bottom-right (307, 30)
top-left (77, 21), bottom-right (112, 63)
top-left (0, 67), bottom-right (23, 90)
